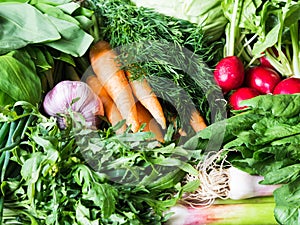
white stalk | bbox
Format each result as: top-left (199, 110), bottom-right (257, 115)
top-left (227, 167), bottom-right (281, 200)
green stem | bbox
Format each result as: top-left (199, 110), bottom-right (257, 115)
top-left (168, 201), bottom-right (277, 225)
top-left (290, 23), bottom-right (300, 77)
top-left (227, 0), bottom-right (240, 56)
top-left (214, 196), bottom-right (275, 205)
top-left (0, 196), bottom-right (3, 225)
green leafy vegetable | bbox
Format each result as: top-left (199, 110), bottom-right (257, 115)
top-left (0, 102), bottom-right (199, 224)
top-left (221, 0), bottom-right (300, 76)
top-left (189, 94), bottom-right (300, 224)
top-left (0, 49), bottom-right (42, 105)
top-left (0, 2), bottom-right (60, 54)
top-left (0, 0), bottom-right (94, 57)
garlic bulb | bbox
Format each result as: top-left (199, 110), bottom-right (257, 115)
top-left (43, 80), bottom-right (104, 129)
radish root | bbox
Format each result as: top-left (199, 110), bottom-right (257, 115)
top-left (181, 150), bottom-right (232, 207)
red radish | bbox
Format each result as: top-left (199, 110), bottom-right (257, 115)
top-left (273, 77), bottom-right (300, 94)
top-left (245, 66), bottom-right (281, 94)
top-left (229, 87), bottom-right (260, 110)
top-left (259, 47), bottom-right (279, 69)
top-left (213, 56), bottom-right (244, 93)
top-left (259, 56), bottom-right (273, 69)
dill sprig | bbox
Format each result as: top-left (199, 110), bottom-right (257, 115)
top-left (84, 0), bottom-right (225, 135)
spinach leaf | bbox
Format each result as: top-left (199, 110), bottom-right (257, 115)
top-left (240, 94), bottom-right (300, 118)
top-left (274, 178), bottom-right (300, 225)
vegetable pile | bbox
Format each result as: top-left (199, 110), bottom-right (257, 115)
top-left (0, 0), bottom-right (300, 224)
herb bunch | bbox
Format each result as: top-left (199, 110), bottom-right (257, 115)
top-left (84, 0), bottom-right (225, 135)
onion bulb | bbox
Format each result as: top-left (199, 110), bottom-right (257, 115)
top-left (43, 80), bottom-right (104, 129)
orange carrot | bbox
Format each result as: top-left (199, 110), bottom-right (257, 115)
top-left (136, 102), bottom-right (164, 143)
top-left (86, 75), bottom-right (127, 134)
top-left (190, 109), bottom-right (207, 132)
top-left (126, 70), bottom-right (166, 130)
top-left (89, 41), bottom-right (139, 132)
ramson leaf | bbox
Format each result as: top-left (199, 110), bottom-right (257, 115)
top-left (0, 2), bottom-right (60, 54)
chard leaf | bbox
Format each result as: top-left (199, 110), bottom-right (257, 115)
top-left (34, 2), bottom-right (80, 25)
top-left (240, 94), bottom-right (300, 118)
top-left (0, 2), bottom-right (60, 54)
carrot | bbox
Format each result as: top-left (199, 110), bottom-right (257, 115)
top-left (190, 109), bottom-right (207, 132)
top-left (136, 102), bottom-right (164, 143)
top-left (89, 41), bottom-right (139, 132)
top-left (126, 70), bottom-right (166, 130)
top-left (86, 75), bottom-right (127, 134)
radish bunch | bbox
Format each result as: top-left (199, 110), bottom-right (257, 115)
top-left (214, 55), bottom-right (300, 110)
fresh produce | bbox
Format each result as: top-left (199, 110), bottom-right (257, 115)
top-left (84, 0), bottom-right (225, 136)
top-left (166, 197), bottom-right (277, 225)
top-left (189, 109), bottom-right (207, 133)
top-left (181, 151), bottom-right (280, 206)
top-left (222, 0), bottom-right (300, 78)
top-left (1, 0), bottom-right (299, 224)
top-left (86, 75), bottom-right (127, 134)
top-left (0, 48), bottom-right (42, 106)
top-left (229, 87), bottom-right (260, 110)
top-left (43, 80), bottom-right (104, 129)
top-left (213, 56), bottom-right (244, 93)
top-left (273, 77), bottom-right (300, 94)
top-left (0, 102), bottom-right (198, 225)
top-left (245, 66), bottom-right (281, 94)
top-left (126, 70), bottom-right (166, 130)
top-left (185, 94), bottom-right (300, 224)
top-left (135, 102), bottom-right (165, 143)
top-left (130, 0), bottom-right (228, 42)
top-left (0, 1), bottom-right (93, 57)
top-left (89, 40), bottom-right (140, 132)
top-left (260, 55), bottom-right (274, 69)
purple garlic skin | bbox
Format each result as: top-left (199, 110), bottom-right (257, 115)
top-left (43, 80), bottom-right (104, 128)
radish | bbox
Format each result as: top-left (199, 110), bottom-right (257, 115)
top-left (259, 55), bottom-right (274, 69)
top-left (259, 47), bottom-right (279, 70)
top-left (229, 87), bottom-right (260, 110)
top-left (213, 56), bottom-right (244, 93)
top-left (273, 77), bottom-right (300, 94)
top-left (245, 66), bottom-right (281, 94)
